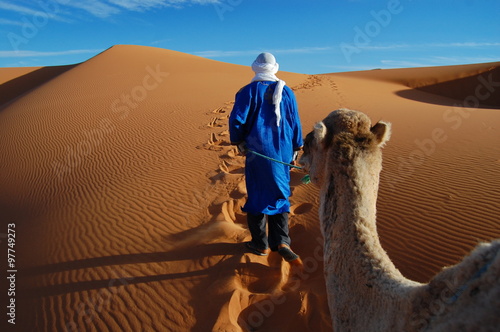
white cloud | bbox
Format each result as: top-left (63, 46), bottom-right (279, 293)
top-left (109, 0), bottom-right (167, 11)
top-left (327, 64), bottom-right (381, 72)
top-left (354, 42), bottom-right (500, 51)
top-left (427, 55), bottom-right (500, 64)
top-left (0, 1), bottom-right (43, 16)
top-left (433, 42), bottom-right (500, 48)
top-left (0, 18), bottom-right (24, 27)
top-left (194, 50), bottom-right (253, 57)
top-left (150, 38), bottom-right (173, 45)
top-left (64, 1), bottom-right (121, 18)
top-left (194, 47), bottom-right (333, 58)
top-left (0, 1), bottom-right (70, 22)
top-left (380, 60), bottom-right (434, 68)
top-left (380, 56), bottom-right (499, 68)
top-left (64, 0), bottom-right (220, 17)
top-left (356, 44), bottom-right (410, 51)
top-left (110, 0), bottom-right (219, 10)
top-left (0, 0), bottom-right (222, 21)
top-left (0, 49), bottom-right (102, 58)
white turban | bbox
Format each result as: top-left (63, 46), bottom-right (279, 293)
top-left (251, 53), bottom-right (286, 126)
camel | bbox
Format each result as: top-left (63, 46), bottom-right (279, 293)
top-left (299, 108), bottom-right (500, 332)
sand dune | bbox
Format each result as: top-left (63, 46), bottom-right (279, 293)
top-left (0, 65), bottom-right (75, 107)
top-left (0, 45), bottom-right (499, 331)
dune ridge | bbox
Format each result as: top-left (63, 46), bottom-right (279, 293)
top-left (1, 45), bottom-right (499, 331)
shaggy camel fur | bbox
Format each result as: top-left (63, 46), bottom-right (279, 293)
top-left (299, 109), bottom-right (500, 332)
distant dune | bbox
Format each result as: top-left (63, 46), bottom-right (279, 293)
top-left (1, 45), bottom-right (498, 331)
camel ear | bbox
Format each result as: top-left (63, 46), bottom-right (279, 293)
top-left (371, 121), bottom-right (391, 146)
top-left (313, 121), bottom-right (327, 143)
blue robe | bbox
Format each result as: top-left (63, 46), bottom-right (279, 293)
top-left (229, 81), bottom-right (303, 215)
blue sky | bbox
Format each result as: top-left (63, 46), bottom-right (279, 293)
top-left (0, 0), bottom-right (499, 74)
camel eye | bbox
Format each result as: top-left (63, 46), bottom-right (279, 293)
top-left (355, 136), bottom-right (367, 144)
top-left (303, 132), bottom-right (315, 153)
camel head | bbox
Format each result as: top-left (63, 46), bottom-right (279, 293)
top-left (299, 109), bottom-right (391, 186)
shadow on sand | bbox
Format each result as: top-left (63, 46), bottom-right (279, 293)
top-left (0, 64), bottom-right (76, 107)
top-left (395, 68), bottom-right (500, 109)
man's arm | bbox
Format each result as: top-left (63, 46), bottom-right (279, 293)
top-left (288, 88), bottom-right (304, 151)
top-left (229, 85), bottom-right (252, 145)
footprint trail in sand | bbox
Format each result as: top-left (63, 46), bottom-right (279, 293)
top-left (195, 97), bottom-right (330, 331)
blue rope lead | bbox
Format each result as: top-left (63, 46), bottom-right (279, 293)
top-left (246, 149), bottom-right (311, 184)
top-left (247, 149), bottom-right (302, 169)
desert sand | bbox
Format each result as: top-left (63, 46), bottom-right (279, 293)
top-left (0, 45), bottom-right (498, 331)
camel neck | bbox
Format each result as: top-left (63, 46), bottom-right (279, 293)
top-left (320, 153), bottom-right (385, 259)
top-left (319, 150), bottom-right (416, 329)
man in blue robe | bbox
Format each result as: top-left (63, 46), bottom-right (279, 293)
top-left (229, 53), bottom-right (303, 263)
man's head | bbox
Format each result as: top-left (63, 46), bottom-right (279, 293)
top-left (255, 52), bottom-right (276, 65)
top-left (252, 52), bottom-right (279, 74)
